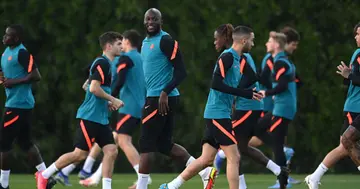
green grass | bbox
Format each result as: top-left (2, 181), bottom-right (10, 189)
top-left (7, 173), bottom-right (360, 189)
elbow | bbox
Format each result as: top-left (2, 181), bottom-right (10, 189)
top-left (34, 75), bottom-right (41, 81)
top-left (89, 85), bottom-right (97, 94)
top-left (211, 81), bottom-right (220, 91)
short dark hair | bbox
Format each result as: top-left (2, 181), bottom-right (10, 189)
top-left (99, 31), bottom-right (123, 50)
top-left (354, 22), bottom-right (360, 36)
top-left (8, 24), bottom-right (24, 42)
top-left (232, 25), bottom-right (253, 39)
top-left (123, 29), bottom-right (141, 49)
top-left (216, 23), bottom-right (234, 44)
top-left (280, 26), bottom-right (300, 43)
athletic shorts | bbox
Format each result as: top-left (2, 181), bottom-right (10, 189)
top-left (256, 112), bottom-right (291, 145)
top-left (0, 108), bottom-right (33, 152)
top-left (201, 118), bottom-right (237, 149)
top-left (111, 113), bottom-right (140, 136)
top-left (341, 112), bottom-right (360, 135)
top-left (232, 110), bottom-right (262, 142)
top-left (74, 119), bottom-right (115, 151)
top-left (138, 96), bottom-right (179, 155)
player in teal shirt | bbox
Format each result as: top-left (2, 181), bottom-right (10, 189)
top-left (36, 32), bottom-right (123, 189)
top-left (307, 22), bottom-right (360, 189)
top-left (0, 24), bottom-right (57, 189)
top-left (258, 32), bottom-right (297, 189)
top-left (161, 25), bottom-right (263, 189)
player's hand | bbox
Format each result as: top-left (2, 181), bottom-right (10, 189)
top-left (108, 101), bottom-right (117, 111)
top-left (110, 98), bottom-right (124, 110)
top-left (336, 61), bottom-right (351, 78)
top-left (159, 91), bottom-right (169, 116)
top-left (82, 79), bottom-right (89, 91)
top-left (252, 92), bottom-right (263, 101)
top-left (258, 90), bottom-right (266, 97)
top-left (0, 72), bottom-right (4, 84)
top-left (2, 78), bottom-right (16, 88)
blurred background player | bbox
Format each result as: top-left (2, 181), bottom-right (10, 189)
top-left (35, 31), bottom-right (124, 189)
top-left (305, 22), bottom-right (360, 189)
top-left (256, 32), bottom-right (298, 189)
top-left (0, 24), bottom-right (55, 189)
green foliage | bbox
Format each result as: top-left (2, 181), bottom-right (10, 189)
top-left (1, 0), bottom-right (360, 173)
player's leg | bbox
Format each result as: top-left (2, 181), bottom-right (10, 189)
top-left (55, 163), bottom-right (78, 186)
top-left (36, 120), bottom-right (97, 189)
top-left (159, 97), bottom-right (217, 189)
top-left (116, 116), bottom-right (142, 188)
top-left (208, 119), bottom-right (240, 189)
top-left (305, 112), bottom-right (352, 189)
top-left (214, 149), bottom-right (226, 173)
top-left (0, 108), bottom-right (19, 189)
top-left (267, 116), bottom-right (290, 189)
top-left (162, 143), bottom-right (217, 189)
top-left (93, 125), bottom-right (118, 189)
top-left (78, 143), bottom-right (102, 179)
top-left (137, 97), bottom-right (166, 189)
top-left (341, 114), bottom-right (360, 168)
top-left (248, 136), bottom-right (264, 147)
top-left (235, 111), bottom-right (287, 189)
top-left (36, 147), bottom-right (89, 189)
top-left (248, 111), bottom-right (267, 147)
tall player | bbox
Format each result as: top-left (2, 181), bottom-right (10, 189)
top-left (137, 8), bottom-right (216, 189)
top-left (35, 31), bottom-right (124, 189)
top-left (0, 24), bottom-right (55, 189)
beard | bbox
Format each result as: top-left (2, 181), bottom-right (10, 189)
top-left (146, 25), bottom-right (161, 36)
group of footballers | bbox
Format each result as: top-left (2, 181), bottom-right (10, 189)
top-left (1, 6), bottom-right (360, 189)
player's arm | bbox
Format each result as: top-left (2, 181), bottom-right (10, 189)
top-left (111, 55), bottom-right (134, 97)
top-left (238, 60), bottom-right (259, 89)
top-left (0, 67), bottom-right (3, 83)
top-left (295, 72), bottom-right (303, 89)
top-left (81, 62), bottom-right (93, 91)
top-left (348, 56), bottom-right (360, 86)
top-left (160, 35), bottom-right (187, 94)
top-left (211, 53), bottom-right (254, 99)
top-left (4, 49), bottom-right (41, 87)
top-left (264, 61), bottom-right (291, 96)
top-left (89, 59), bottom-right (116, 102)
top-left (258, 58), bottom-right (273, 89)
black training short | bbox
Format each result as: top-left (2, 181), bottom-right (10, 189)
top-left (139, 96), bottom-right (179, 155)
top-left (0, 108), bottom-right (34, 152)
top-left (256, 112), bottom-right (291, 145)
top-left (74, 119), bottom-right (115, 151)
top-left (111, 113), bottom-right (140, 136)
top-left (340, 112), bottom-right (360, 135)
top-left (201, 118), bottom-right (237, 149)
top-left (232, 110), bottom-right (262, 142)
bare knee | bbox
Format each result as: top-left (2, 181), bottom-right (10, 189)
top-left (341, 126), bottom-right (360, 150)
top-left (103, 145), bottom-right (118, 159)
top-left (198, 154), bottom-right (214, 167)
top-left (223, 148), bottom-right (240, 165)
top-left (337, 142), bottom-right (349, 155)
